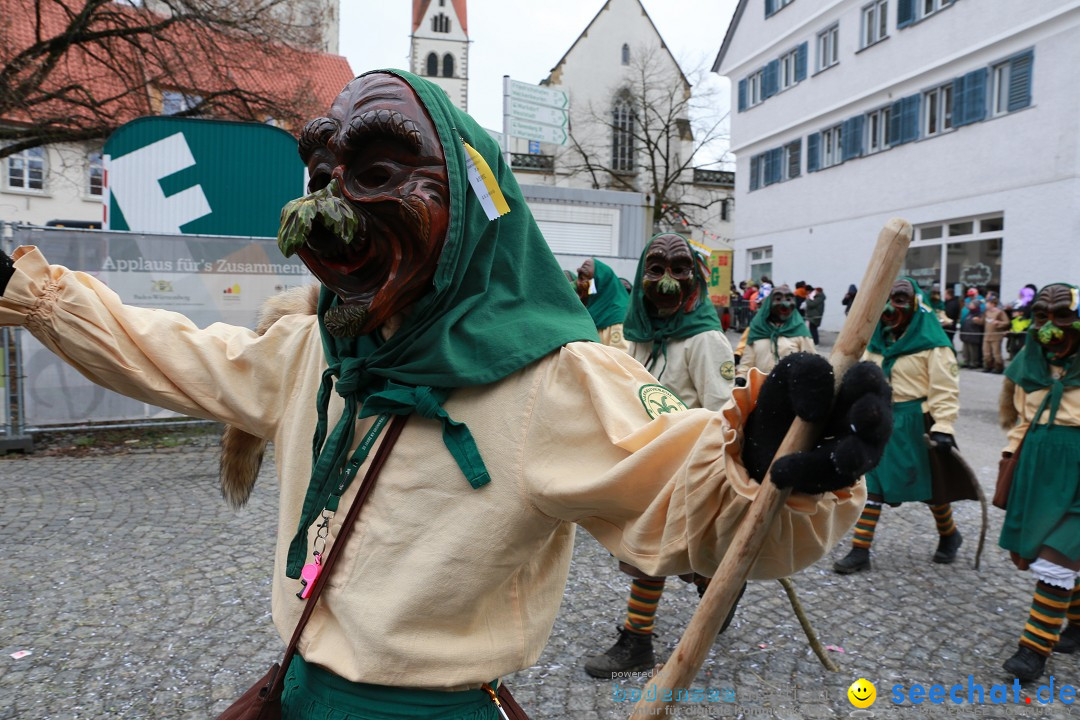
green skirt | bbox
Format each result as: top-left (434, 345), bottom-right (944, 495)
top-left (866, 399), bottom-right (933, 504)
top-left (281, 656), bottom-right (499, 720)
top-left (998, 423), bottom-right (1080, 562)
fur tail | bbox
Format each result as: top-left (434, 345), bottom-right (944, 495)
top-left (218, 284), bottom-right (320, 507)
top-left (999, 376), bottom-right (1018, 430)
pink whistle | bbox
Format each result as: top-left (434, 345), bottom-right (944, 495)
top-left (297, 560), bottom-right (322, 600)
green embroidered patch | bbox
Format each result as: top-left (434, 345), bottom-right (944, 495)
top-left (720, 360), bottom-right (736, 381)
top-left (949, 361), bottom-right (959, 377)
top-left (639, 384), bottom-right (688, 419)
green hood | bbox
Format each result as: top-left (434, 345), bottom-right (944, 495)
top-left (867, 276), bottom-right (953, 378)
top-left (583, 258), bottom-right (630, 330)
top-left (746, 288), bottom-right (812, 360)
top-left (623, 234), bottom-right (721, 375)
top-left (288, 70), bottom-right (598, 577)
top-left (1005, 283), bottom-right (1080, 425)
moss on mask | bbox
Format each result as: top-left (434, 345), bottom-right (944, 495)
top-left (277, 179), bottom-right (360, 258)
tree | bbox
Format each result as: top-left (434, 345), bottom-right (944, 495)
top-left (0, 0), bottom-right (337, 159)
top-left (559, 45), bottom-right (732, 237)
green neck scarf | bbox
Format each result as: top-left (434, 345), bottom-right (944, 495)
top-left (583, 258), bottom-right (630, 330)
top-left (623, 234), bottom-right (722, 375)
top-left (287, 69), bottom-right (598, 578)
top-left (1005, 283), bottom-right (1080, 426)
top-left (745, 289), bottom-right (812, 361)
top-left (867, 276), bottom-right (954, 378)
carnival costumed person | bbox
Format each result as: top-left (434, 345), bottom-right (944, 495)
top-left (834, 278), bottom-right (970, 574)
top-left (998, 283), bottom-right (1080, 682)
top-left (736, 284), bottom-right (816, 382)
top-left (583, 233), bottom-right (738, 678)
top-left (575, 257), bottom-right (630, 351)
top-left (0, 71), bottom-right (896, 718)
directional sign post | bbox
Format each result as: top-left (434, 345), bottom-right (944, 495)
top-left (503, 77), bottom-right (571, 162)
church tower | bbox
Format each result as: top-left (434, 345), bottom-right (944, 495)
top-left (410, 0), bottom-right (469, 112)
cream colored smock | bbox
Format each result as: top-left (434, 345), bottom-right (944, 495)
top-left (598, 323), bottom-right (629, 352)
top-left (1005, 371), bottom-right (1080, 454)
top-left (736, 335), bottom-right (816, 379)
top-left (628, 330), bottom-right (735, 412)
top-left (0, 247), bottom-right (863, 690)
top-left (862, 346), bottom-right (959, 435)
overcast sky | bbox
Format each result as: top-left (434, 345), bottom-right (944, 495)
top-left (338, 1), bottom-right (740, 137)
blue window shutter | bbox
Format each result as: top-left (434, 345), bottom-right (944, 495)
top-left (807, 133), bottom-right (820, 172)
top-left (750, 155), bottom-right (761, 191)
top-left (888, 100), bottom-right (904, 146)
top-left (952, 75), bottom-right (968, 126)
top-left (764, 60), bottom-right (780, 98)
top-left (901, 94), bottom-right (921, 143)
top-left (795, 42), bottom-right (808, 82)
top-left (738, 79), bottom-right (747, 112)
top-left (897, 0), bottom-right (915, 28)
top-left (1007, 50), bottom-right (1034, 111)
top-left (765, 0), bottom-right (776, 17)
top-left (966, 68), bottom-right (988, 124)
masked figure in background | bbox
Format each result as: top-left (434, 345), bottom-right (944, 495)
top-left (583, 233), bottom-right (737, 678)
top-left (0, 71), bottom-right (896, 718)
top-left (998, 283), bottom-right (1080, 681)
top-left (575, 257), bottom-right (630, 351)
top-left (736, 284), bottom-right (816, 383)
top-left (834, 278), bottom-right (973, 574)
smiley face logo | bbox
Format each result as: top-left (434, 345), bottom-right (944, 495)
top-left (847, 678), bottom-right (876, 708)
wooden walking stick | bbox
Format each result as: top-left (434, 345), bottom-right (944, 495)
top-left (630, 218), bottom-right (912, 717)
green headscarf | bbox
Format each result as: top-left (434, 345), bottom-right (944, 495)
top-left (745, 287), bottom-right (812, 360)
top-left (623, 234), bottom-right (721, 374)
top-left (583, 258), bottom-right (630, 330)
top-left (1005, 283), bottom-right (1080, 426)
top-left (287, 70), bottom-right (598, 577)
top-left (866, 276), bottom-right (953, 378)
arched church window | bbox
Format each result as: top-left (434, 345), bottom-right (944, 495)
top-left (621, 44), bottom-right (630, 65)
top-left (611, 95), bottom-right (635, 172)
top-left (426, 53), bottom-right (439, 76)
top-left (443, 54), bottom-right (455, 78)
top-left (432, 13), bottom-right (450, 33)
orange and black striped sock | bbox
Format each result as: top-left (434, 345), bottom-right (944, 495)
top-left (929, 503), bottom-right (956, 536)
top-left (625, 578), bottom-right (666, 635)
top-left (1019, 581), bottom-right (1072, 657)
top-left (852, 503), bottom-right (881, 550)
top-left (1068, 578), bottom-right (1080, 628)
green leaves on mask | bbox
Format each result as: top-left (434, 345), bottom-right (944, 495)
top-left (657, 274), bottom-right (681, 295)
top-left (277, 179), bottom-right (360, 258)
top-left (1038, 324), bottom-right (1064, 345)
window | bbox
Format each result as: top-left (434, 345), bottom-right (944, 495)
top-left (861, 1), bottom-right (888, 48)
top-left (161, 90), bottom-right (201, 116)
top-left (431, 13), bottom-right (450, 33)
top-left (865, 106), bottom-right (893, 153)
top-left (748, 247), bottom-right (772, 283)
top-left (621, 44), bottom-right (630, 66)
top-left (783, 140), bottom-right (801, 180)
top-left (923, 83), bottom-right (953, 136)
top-left (87, 152), bottom-right (104, 197)
top-left (991, 51), bottom-right (1033, 117)
top-left (817, 24), bottom-right (839, 72)
top-left (779, 48), bottom-right (798, 90)
top-left (765, 0), bottom-right (794, 17)
top-left (426, 53), bottom-right (438, 76)
top-left (820, 125), bottom-right (843, 168)
top-left (442, 53), bottom-right (455, 78)
top-left (720, 198), bottom-right (731, 222)
top-left (611, 98), bottom-right (635, 172)
top-left (899, 0), bottom-right (954, 28)
top-left (747, 69), bottom-right (764, 108)
top-left (6, 147), bottom-right (46, 191)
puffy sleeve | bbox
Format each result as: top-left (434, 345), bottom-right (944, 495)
top-left (685, 330), bottom-right (736, 412)
top-left (0, 246), bottom-right (315, 439)
top-left (926, 345), bottom-right (960, 434)
top-left (795, 336), bottom-right (817, 355)
top-left (1005, 384), bottom-right (1031, 455)
top-left (522, 343), bottom-right (864, 580)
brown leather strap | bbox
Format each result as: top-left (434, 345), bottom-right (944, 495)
top-left (268, 413), bottom-right (408, 699)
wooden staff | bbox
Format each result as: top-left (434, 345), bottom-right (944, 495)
top-left (630, 218), bottom-right (912, 717)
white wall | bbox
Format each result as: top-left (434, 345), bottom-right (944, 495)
top-left (0, 142), bottom-right (103, 227)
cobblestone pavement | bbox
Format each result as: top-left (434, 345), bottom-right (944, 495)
top-left (1, 336), bottom-right (1077, 719)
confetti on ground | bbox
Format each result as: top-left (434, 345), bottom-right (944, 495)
top-left (758, 643), bottom-right (768, 649)
top-left (10, 651), bottom-right (31, 660)
top-left (825, 645), bottom-right (845, 653)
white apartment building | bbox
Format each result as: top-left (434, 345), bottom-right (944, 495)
top-left (714, 0), bottom-right (1079, 331)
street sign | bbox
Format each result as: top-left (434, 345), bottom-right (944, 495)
top-left (507, 117), bottom-right (568, 145)
top-left (507, 79), bottom-right (568, 109)
top-left (508, 97), bottom-right (568, 127)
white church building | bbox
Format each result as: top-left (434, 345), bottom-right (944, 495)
top-left (714, 0), bottom-right (1080, 332)
top-left (410, 0), bottom-right (469, 112)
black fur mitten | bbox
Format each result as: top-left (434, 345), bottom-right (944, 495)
top-left (0, 248), bottom-right (13, 296)
top-left (742, 354), bottom-right (893, 493)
